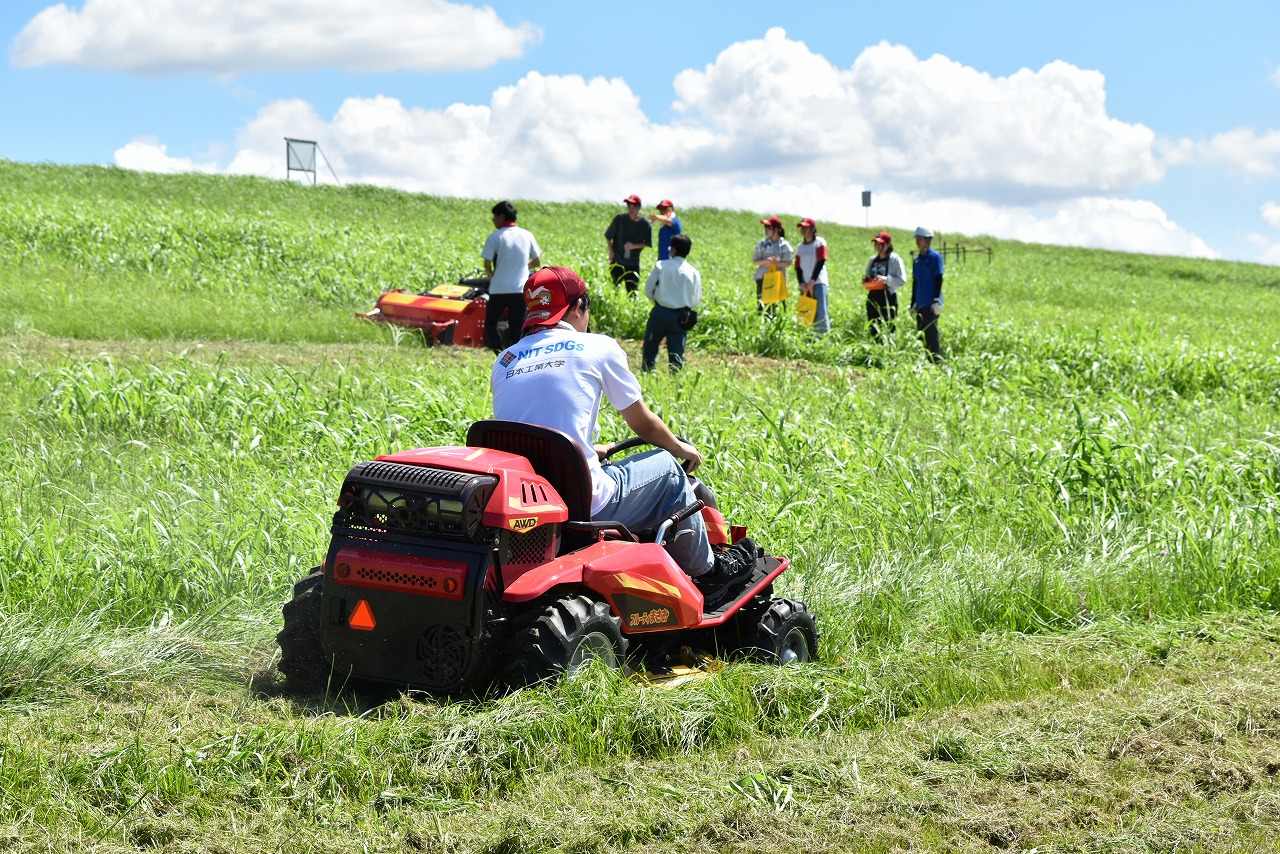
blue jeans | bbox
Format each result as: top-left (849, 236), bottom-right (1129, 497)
top-left (642, 305), bottom-right (687, 371)
top-left (809, 282), bottom-right (829, 335)
top-left (597, 449), bottom-right (713, 576)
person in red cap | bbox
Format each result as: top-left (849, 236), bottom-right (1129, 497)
top-left (604, 194), bottom-right (652, 293)
top-left (490, 265), bottom-right (758, 589)
top-left (647, 199), bottom-right (682, 261)
top-left (752, 215), bottom-right (793, 312)
top-left (794, 217), bottom-right (829, 335)
top-left (863, 231), bottom-right (906, 340)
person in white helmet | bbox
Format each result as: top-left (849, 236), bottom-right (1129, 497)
top-left (910, 227), bottom-right (944, 363)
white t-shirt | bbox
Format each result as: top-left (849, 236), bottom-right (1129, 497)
top-left (795, 236), bottom-right (829, 286)
top-left (490, 325), bottom-right (642, 514)
top-left (481, 225), bottom-right (542, 295)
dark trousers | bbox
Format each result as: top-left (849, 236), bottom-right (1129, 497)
top-left (610, 263), bottom-right (641, 293)
top-left (914, 308), bottom-right (942, 363)
top-left (484, 292), bottom-right (526, 353)
top-left (866, 290), bottom-right (898, 339)
top-left (642, 305), bottom-right (688, 371)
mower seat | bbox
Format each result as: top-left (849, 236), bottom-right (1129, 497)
top-left (466, 420), bottom-right (593, 525)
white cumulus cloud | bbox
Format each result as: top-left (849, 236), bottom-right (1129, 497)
top-left (113, 29), bottom-right (1221, 260)
top-left (114, 138), bottom-right (219, 174)
top-left (673, 31), bottom-right (1163, 200)
top-left (1263, 201), bottom-right (1280, 230)
top-left (1161, 128), bottom-right (1280, 177)
top-left (1253, 202), bottom-right (1280, 264)
top-left (11, 0), bottom-right (540, 74)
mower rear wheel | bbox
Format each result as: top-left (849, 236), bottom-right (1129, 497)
top-left (276, 567), bottom-right (330, 692)
top-left (749, 599), bottom-right (818, 665)
top-left (502, 595), bottom-right (628, 688)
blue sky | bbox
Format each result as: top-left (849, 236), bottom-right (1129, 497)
top-left (4, 0), bottom-right (1280, 265)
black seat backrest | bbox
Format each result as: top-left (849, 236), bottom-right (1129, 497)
top-left (465, 420), bottom-right (593, 524)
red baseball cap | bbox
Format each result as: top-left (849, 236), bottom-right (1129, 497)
top-left (623, 194), bottom-right (642, 206)
top-left (657, 199), bottom-right (674, 209)
top-left (760, 215), bottom-right (782, 228)
top-left (797, 217), bottom-right (816, 228)
top-left (873, 231), bottom-right (892, 244)
top-left (523, 266), bottom-right (589, 329)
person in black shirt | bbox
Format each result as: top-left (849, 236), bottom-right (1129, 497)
top-left (604, 193), bottom-right (653, 293)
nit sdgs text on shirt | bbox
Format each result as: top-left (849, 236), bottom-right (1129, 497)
top-left (497, 338), bottom-right (585, 374)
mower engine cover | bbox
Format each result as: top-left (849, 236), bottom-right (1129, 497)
top-left (320, 451), bottom-right (569, 692)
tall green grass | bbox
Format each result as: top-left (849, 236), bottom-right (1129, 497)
top-left (1, 161), bottom-right (1279, 849)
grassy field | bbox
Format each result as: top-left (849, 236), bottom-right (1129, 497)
top-left (1, 160), bottom-right (1279, 852)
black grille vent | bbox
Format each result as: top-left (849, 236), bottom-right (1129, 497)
top-left (416, 625), bottom-right (468, 686)
top-left (520, 480), bottom-right (550, 505)
top-left (333, 461), bottom-right (497, 542)
top-left (503, 523), bottom-right (557, 566)
top-left (355, 461), bottom-right (473, 492)
top-left (357, 566), bottom-right (440, 590)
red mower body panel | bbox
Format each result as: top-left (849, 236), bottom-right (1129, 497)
top-left (361, 284), bottom-right (488, 347)
top-left (501, 540), bottom-right (705, 632)
top-left (378, 445), bottom-right (569, 578)
top-left (379, 446), bottom-right (570, 531)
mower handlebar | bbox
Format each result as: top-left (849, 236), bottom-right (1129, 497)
top-left (565, 520), bottom-right (639, 542)
top-left (654, 500), bottom-right (705, 546)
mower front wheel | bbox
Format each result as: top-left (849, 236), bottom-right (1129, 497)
top-left (502, 595), bottom-right (628, 688)
top-left (276, 567), bottom-right (330, 692)
top-left (750, 599), bottom-right (818, 665)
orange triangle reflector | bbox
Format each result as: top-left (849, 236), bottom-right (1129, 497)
top-left (349, 599), bottom-right (376, 631)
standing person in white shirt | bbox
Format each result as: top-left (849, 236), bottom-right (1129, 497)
top-left (641, 234), bottom-right (701, 372)
top-left (481, 201), bottom-right (542, 352)
top-left (793, 217), bottom-right (830, 336)
top-left (491, 266), bottom-right (758, 591)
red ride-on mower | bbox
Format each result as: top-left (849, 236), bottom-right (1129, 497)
top-left (276, 420), bottom-right (818, 695)
top-left (360, 276), bottom-right (493, 347)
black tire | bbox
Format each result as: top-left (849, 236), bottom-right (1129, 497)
top-left (501, 595), bottom-right (628, 689)
top-left (276, 567), bottom-right (330, 692)
top-left (749, 599), bottom-right (818, 665)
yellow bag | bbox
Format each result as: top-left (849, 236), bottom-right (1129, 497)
top-left (760, 266), bottom-right (788, 304)
top-left (795, 294), bottom-right (817, 326)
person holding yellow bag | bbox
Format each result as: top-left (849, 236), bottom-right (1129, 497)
top-left (793, 217), bottom-right (829, 335)
top-left (752, 215), bottom-right (793, 312)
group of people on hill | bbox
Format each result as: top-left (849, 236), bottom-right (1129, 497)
top-left (750, 214), bottom-right (944, 364)
top-left (480, 195), bottom-right (946, 594)
top-left (478, 195), bottom-right (945, 370)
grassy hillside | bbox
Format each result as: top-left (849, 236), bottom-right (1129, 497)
top-left (1, 161), bottom-right (1279, 851)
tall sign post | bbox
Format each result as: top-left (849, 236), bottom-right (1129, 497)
top-left (861, 190), bottom-right (872, 228)
top-left (284, 138), bottom-right (342, 186)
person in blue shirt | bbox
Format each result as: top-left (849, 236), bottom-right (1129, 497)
top-left (911, 226), bottom-right (944, 364)
top-left (648, 200), bottom-right (683, 261)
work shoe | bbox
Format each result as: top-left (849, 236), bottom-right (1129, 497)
top-left (697, 537), bottom-right (758, 591)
